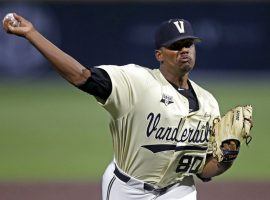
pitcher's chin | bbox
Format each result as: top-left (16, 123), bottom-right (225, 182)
top-left (179, 63), bottom-right (194, 74)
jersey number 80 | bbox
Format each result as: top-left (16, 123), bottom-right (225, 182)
top-left (176, 155), bottom-right (204, 174)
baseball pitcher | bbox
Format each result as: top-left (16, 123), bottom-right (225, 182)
top-left (3, 13), bottom-right (253, 200)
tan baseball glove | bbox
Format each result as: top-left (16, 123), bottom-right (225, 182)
top-left (211, 105), bottom-right (253, 162)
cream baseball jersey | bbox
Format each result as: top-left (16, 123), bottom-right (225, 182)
top-left (97, 64), bottom-right (220, 188)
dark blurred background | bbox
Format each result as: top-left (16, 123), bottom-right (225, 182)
top-left (0, 0), bottom-right (269, 79)
top-left (0, 1), bottom-right (270, 200)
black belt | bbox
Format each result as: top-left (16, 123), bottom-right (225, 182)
top-left (113, 166), bottom-right (175, 193)
top-left (114, 166), bottom-right (131, 183)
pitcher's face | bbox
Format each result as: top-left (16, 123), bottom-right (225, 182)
top-left (156, 39), bottom-right (196, 74)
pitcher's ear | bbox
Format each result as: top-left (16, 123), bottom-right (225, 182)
top-left (155, 49), bottom-right (163, 62)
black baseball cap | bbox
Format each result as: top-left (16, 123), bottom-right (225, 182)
top-left (155, 18), bottom-right (201, 49)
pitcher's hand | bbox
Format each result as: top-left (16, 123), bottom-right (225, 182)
top-left (2, 13), bottom-right (35, 38)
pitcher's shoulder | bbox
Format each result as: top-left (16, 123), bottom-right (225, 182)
top-left (97, 64), bottom-right (154, 75)
top-left (118, 64), bottom-right (159, 81)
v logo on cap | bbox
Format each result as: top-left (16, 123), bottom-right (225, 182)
top-left (173, 21), bottom-right (185, 34)
top-left (154, 18), bottom-right (201, 49)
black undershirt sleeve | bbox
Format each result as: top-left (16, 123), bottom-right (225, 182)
top-left (77, 68), bottom-right (112, 101)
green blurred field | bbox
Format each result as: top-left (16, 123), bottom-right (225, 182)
top-left (0, 79), bottom-right (269, 181)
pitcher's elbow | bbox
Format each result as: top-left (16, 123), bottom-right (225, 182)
top-left (72, 68), bottom-right (91, 86)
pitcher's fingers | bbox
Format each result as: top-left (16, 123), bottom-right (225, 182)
top-left (2, 16), bottom-right (11, 27)
top-left (3, 20), bottom-right (11, 32)
top-left (13, 13), bottom-right (22, 21)
top-left (7, 24), bottom-right (19, 33)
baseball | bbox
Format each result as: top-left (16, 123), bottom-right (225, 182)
top-left (3, 13), bottom-right (20, 27)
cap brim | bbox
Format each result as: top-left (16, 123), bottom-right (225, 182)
top-left (163, 36), bottom-right (202, 47)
